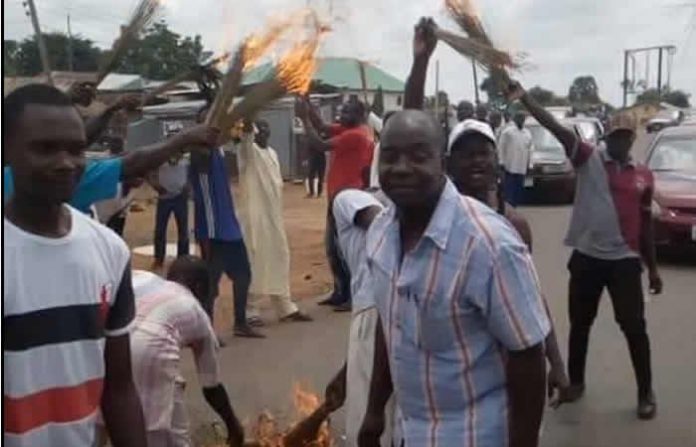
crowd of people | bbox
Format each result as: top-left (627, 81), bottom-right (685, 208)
top-left (3, 15), bottom-right (664, 447)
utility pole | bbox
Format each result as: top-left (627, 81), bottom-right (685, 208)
top-left (657, 47), bottom-right (663, 97)
top-left (434, 60), bottom-right (440, 123)
top-left (623, 50), bottom-right (629, 107)
top-left (471, 60), bottom-right (480, 104)
top-left (24, 0), bottom-right (53, 85)
top-left (622, 44), bottom-right (675, 107)
top-left (67, 14), bottom-right (74, 72)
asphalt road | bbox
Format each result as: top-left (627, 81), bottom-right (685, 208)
top-left (181, 130), bottom-right (696, 446)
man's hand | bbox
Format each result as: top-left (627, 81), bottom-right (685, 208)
top-left (175, 124), bottom-right (220, 149)
top-left (295, 98), bottom-right (310, 120)
top-left (649, 269), bottom-right (663, 295)
top-left (413, 17), bottom-right (437, 60)
top-left (548, 364), bottom-right (572, 409)
top-left (69, 81), bottom-right (96, 106)
top-left (324, 366), bottom-right (347, 413)
top-left (506, 79), bottom-right (526, 102)
top-left (113, 94), bottom-right (142, 111)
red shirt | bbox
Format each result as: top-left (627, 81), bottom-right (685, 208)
top-left (326, 124), bottom-right (374, 198)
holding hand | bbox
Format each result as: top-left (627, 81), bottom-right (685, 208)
top-left (113, 94), bottom-right (142, 111)
top-left (413, 17), bottom-right (437, 59)
top-left (324, 367), bottom-right (347, 413)
top-left (176, 124), bottom-right (220, 149)
top-left (547, 364), bottom-right (572, 409)
top-left (505, 80), bottom-right (526, 102)
top-left (649, 269), bottom-right (663, 295)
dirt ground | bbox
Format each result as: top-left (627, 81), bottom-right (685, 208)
top-left (123, 182), bottom-right (333, 333)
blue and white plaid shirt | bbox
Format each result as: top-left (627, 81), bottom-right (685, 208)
top-left (366, 179), bottom-right (550, 447)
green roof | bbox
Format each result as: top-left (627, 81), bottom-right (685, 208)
top-left (242, 57), bottom-right (405, 92)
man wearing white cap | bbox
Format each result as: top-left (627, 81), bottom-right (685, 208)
top-left (508, 81), bottom-right (662, 420)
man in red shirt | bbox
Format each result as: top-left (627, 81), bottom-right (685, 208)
top-left (297, 99), bottom-right (375, 310)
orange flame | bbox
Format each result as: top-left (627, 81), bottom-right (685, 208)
top-left (243, 23), bottom-right (288, 70)
top-left (276, 40), bottom-right (320, 95)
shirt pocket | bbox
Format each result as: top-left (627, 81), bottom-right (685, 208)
top-left (417, 298), bottom-right (460, 352)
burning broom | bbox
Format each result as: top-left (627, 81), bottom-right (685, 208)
top-left (96, 0), bottom-right (164, 84)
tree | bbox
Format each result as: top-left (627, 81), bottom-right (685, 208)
top-left (5, 33), bottom-right (102, 76)
top-left (114, 21), bottom-right (204, 80)
top-left (636, 88), bottom-right (691, 108)
top-left (371, 85), bottom-right (385, 117)
top-left (527, 86), bottom-right (555, 106)
top-left (568, 75), bottom-right (601, 104)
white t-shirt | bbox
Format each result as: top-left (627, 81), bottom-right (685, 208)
top-left (3, 206), bottom-right (133, 447)
top-left (499, 125), bottom-right (533, 175)
top-left (333, 189), bottom-right (384, 314)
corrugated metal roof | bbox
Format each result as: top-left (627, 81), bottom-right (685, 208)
top-left (97, 73), bottom-right (147, 92)
top-left (242, 57), bottom-right (405, 92)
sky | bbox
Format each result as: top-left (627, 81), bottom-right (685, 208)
top-left (4, 0), bottom-right (695, 106)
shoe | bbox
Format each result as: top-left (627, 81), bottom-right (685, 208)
top-left (234, 325), bottom-right (266, 338)
top-left (333, 303), bottom-right (352, 313)
top-left (247, 316), bottom-right (266, 327)
top-left (637, 390), bottom-right (657, 420)
top-left (280, 311), bottom-right (313, 322)
top-left (565, 383), bottom-right (586, 403)
top-left (318, 294), bottom-right (344, 306)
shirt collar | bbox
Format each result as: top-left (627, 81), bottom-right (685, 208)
top-left (600, 148), bottom-right (635, 167)
top-left (409, 178), bottom-right (459, 251)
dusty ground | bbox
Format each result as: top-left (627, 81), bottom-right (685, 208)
top-left (123, 183), bottom-right (333, 333)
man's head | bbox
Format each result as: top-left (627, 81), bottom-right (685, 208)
top-left (447, 120), bottom-right (498, 196)
top-left (339, 100), bottom-right (366, 127)
top-left (489, 111), bottom-right (502, 130)
top-left (475, 104), bottom-right (489, 122)
top-left (167, 256), bottom-right (211, 306)
top-left (379, 110), bottom-right (445, 208)
top-left (457, 100), bottom-right (475, 122)
top-left (4, 84), bottom-right (87, 204)
top-left (254, 119), bottom-right (271, 148)
top-left (605, 114), bottom-right (637, 162)
top-left (513, 111), bottom-right (527, 129)
top-left (68, 82), bottom-right (97, 107)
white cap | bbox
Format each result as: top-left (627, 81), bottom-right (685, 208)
top-left (447, 119), bottom-right (496, 154)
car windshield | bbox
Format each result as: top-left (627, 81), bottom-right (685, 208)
top-left (648, 137), bottom-right (696, 172)
top-left (528, 125), bottom-right (564, 153)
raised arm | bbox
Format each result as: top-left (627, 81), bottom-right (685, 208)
top-left (84, 95), bottom-right (140, 145)
top-left (404, 17), bottom-right (438, 110)
top-left (296, 99), bottom-right (332, 152)
top-left (120, 124), bottom-right (218, 180)
top-left (508, 81), bottom-right (578, 157)
top-left (358, 317), bottom-right (392, 446)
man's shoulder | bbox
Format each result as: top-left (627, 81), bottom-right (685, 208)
top-left (457, 195), bottom-right (527, 254)
top-left (72, 207), bottom-right (130, 256)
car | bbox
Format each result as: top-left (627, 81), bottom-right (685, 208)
top-left (524, 122), bottom-right (576, 203)
top-left (644, 126), bottom-right (696, 248)
top-left (565, 117), bottom-right (605, 146)
top-left (646, 109), bottom-right (684, 133)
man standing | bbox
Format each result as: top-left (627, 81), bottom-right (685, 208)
top-left (456, 100), bottom-right (475, 122)
top-left (130, 257), bottom-right (246, 446)
top-left (190, 108), bottom-right (263, 339)
top-left (360, 110), bottom-right (550, 447)
top-left (149, 152), bottom-right (190, 270)
top-left (236, 119), bottom-right (312, 325)
top-left (498, 111), bottom-right (532, 207)
top-left (297, 98), bottom-right (375, 310)
top-left (510, 81), bottom-right (662, 419)
top-left (3, 84), bottom-right (147, 447)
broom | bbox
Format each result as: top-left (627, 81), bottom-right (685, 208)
top-left (97, 0), bottom-right (163, 84)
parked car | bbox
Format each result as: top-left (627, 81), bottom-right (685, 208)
top-left (524, 121), bottom-right (576, 203)
top-left (646, 109), bottom-right (684, 133)
top-left (565, 117), bottom-right (605, 145)
top-left (644, 126), bottom-right (696, 248)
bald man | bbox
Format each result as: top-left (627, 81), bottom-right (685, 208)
top-left (360, 110), bottom-right (549, 447)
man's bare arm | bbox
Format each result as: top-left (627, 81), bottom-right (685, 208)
top-left (358, 318), bottom-right (392, 446)
top-left (507, 343), bottom-right (546, 447)
top-left (404, 18), bottom-right (437, 110)
top-left (202, 384), bottom-right (245, 446)
top-left (84, 95), bottom-right (141, 145)
top-left (101, 334), bottom-right (147, 447)
top-left (640, 186), bottom-right (662, 294)
top-left (296, 101), bottom-right (333, 153)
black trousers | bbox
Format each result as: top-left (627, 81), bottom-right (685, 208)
top-left (567, 250), bottom-right (653, 396)
top-left (307, 152), bottom-right (326, 197)
top-left (325, 205), bottom-right (351, 305)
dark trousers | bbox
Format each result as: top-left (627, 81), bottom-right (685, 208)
top-left (325, 205), bottom-right (351, 304)
top-left (154, 193), bottom-right (190, 263)
top-left (503, 171), bottom-right (525, 207)
top-left (106, 215), bottom-right (127, 237)
top-left (200, 239), bottom-right (251, 327)
top-left (567, 251), bottom-right (653, 396)
top-left (307, 152), bottom-right (326, 197)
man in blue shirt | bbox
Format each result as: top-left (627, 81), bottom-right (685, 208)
top-left (3, 85), bottom-right (218, 213)
top-left (189, 108), bottom-right (264, 339)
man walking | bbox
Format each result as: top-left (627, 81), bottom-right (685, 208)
top-left (236, 119), bottom-right (312, 325)
top-left (149, 152), bottom-right (190, 270)
top-left (509, 81), bottom-right (662, 419)
top-left (3, 84), bottom-right (147, 447)
top-left (360, 110), bottom-right (550, 447)
top-left (190, 108), bottom-right (263, 339)
top-left (498, 111), bottom-right (532, 207)
top-left (130, 257), bottom-right (247, 446)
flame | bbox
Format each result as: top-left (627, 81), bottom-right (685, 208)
top-left (444, 0), bottom-right (480, 20)
top-left (243, 22), bottom-right (289, 71)
top-left (292, 383), bottom-right (332, 447)
top-left (276, 40), bottom-right (319, 95)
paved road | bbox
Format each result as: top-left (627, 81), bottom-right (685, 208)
top-left (181, 131), bottom-right (696, 446)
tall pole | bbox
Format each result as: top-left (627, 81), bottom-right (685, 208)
top-left (25, 0), bottom-right (53, 85)
top-left (472, 60), bottom-right (480, 104)
top-left (657, 47), bottom-right (663, 97)
top-left (434, 60), bottom-right (440, 123)
top-left (67, 14), bottom-right (74, 72)
top-left (622, 50), bottom-right (629, 108)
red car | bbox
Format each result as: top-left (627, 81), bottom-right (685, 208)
top-left (644, 126), bottom-right (696, 248)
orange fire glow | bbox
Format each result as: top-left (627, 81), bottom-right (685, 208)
top-left (276, 40), bottom-right (319, 95)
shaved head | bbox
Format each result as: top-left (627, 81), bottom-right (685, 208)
top-left (381, 110), bottom-right (443, 151)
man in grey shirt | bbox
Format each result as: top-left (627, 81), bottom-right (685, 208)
top-left (149, 154), bottom-right (190, 269)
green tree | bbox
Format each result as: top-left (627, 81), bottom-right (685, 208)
top-left (371, 85), bottom-right (385, 117)
top-left (568, 75), bottom-right (601, 104)
top-left (636, 88), bottom-right (691, 108)
top-left (527, 86), bottom-right (555, 106)
top-left (4, 39), bottom-right (20, 76)
top-left (113, 21), bottom-right (204, 80)
top-left (7, 33), bottom-right (102, 76)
